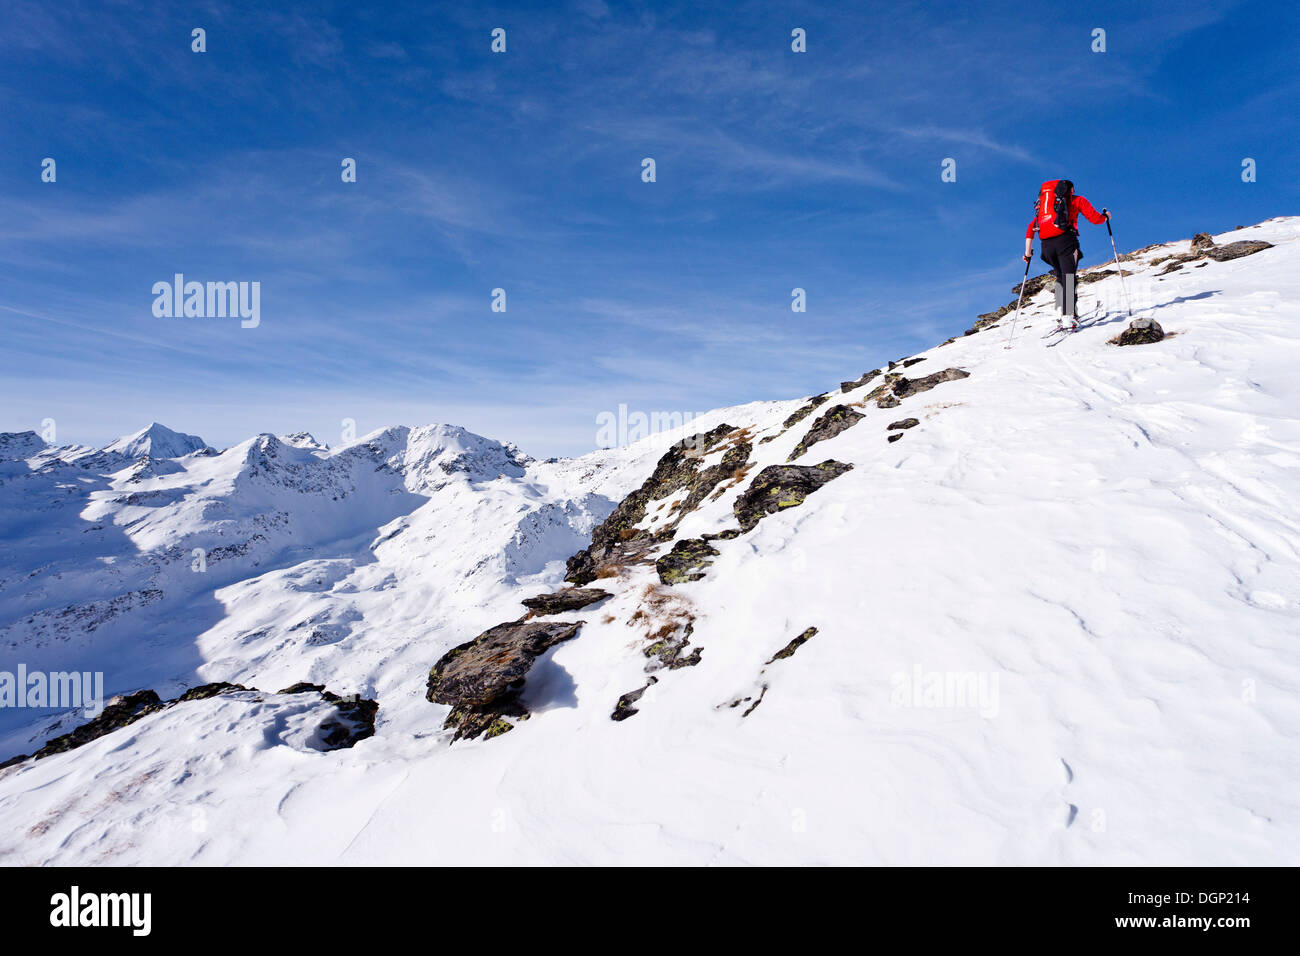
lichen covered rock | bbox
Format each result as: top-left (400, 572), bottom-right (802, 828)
top-left (426, 619), bottom-right (582, 740)
top-left (655, 538), bottom-right (720, 585)
top-left (864, 368), bottom-right (969, 409)
top-left (788, 404), bottom-right (865, 461)
top-left (611, 677), bottom-right (657, 721)
top-left (766, 626), bottom-right (818, 664)
top-left (644, 621), bottom-right (702, 670)
top-left (781, 394), bottom-right (830, 429)
top-left (565, 424), bottom-right (751, 584)
top-left (734, 460), bottom-right (853, 532)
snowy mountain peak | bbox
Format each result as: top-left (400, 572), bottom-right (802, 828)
top-left (0, 430), bottom-right (47, 461)
top-left (281, 432), bottom-right (329, 451)
top-left (340, 423), bottom-right (531, 491)
top-left (102, 422), bottom-right (208, 460)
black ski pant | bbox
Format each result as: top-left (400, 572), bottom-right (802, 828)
top-left (1040, 232), bottom-right (1082, 316)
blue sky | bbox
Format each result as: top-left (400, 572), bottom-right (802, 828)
top-left (2, 0), bottom-right (1295, 456)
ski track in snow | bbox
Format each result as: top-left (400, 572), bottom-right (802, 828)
top-left (1, 220), bottom-right (1299, 864)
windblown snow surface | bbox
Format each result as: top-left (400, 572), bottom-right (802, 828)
top-left (1, 219), bottom-right (1298, 865)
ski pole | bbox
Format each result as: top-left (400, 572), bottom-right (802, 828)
top-left (1004, 253), bottom-right (1033, 350)
top-left (1104, 210), bottom-right (1133, 318)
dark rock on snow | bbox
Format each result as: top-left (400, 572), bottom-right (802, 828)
top-left (781, 394), bottom-right (830, 429)
top-left (862, 368), bottom-right (969, 409)
top-left (2, 680), bottom-right (378, 769)
top-left (565, 424), bottom-right (751, 585)
top-left (278, 681), bottom-right (327, 695)
top-left (893, 368), bottom-right (969, 399)
top-left (611, 677), bottom-right (658, 721)
top-left (788, 404), bottom-right (865, 461)
top-left (16, 689), bottom-right (163, 763)
top-left (734, 461), bottom-right (854, 532)
top-left (1014, 272), bottom-right (1056, 299)
top-left (522, 587), bottom-right (610, 614)
top-left (840, 369), bottom-right (881, 393)
top-left (426, 619), bottom-right (582, 740)
top-left (887, 418), bottom-right (920, 431)
top-left (644, 621), bottom-right (703, 671)
top-left (176, 681), bottom-right (248, 702)
top-left (766, 627), bottom-right (818, 664)
top-left (656, 538), bottom-right (720, 585)
top-left (1111, 316), bottom-right (1166, 346)
top-left (1205, 240), bottom-right (1272, 261)
top-left (318, 695), bottom-right (379, 749)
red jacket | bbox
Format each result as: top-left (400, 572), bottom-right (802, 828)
top-left (1027, 193), bottom-right (1107, 239)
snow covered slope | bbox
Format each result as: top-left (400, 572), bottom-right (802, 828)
top-left (1, 218), bottom-right (1297, 865)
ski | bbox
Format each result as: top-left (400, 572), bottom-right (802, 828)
top-left (1045, 323), bottom-right (1080, 347)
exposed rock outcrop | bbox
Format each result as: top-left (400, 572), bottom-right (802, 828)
top-left (734, 461), bottom-right (853, 532)
top-left (840, 369), bottom-right (881, 393)
top-left (426, 620), bottom-right (582, 741)
top-left (522, 587), bottom-right (611, 614)
top-left (644, 621), bottom-right (702, 670)
top-left (278, 681), bottom-right (326, 695)
top-left (655, 538), bottom-right (720, 585)
top-left (962, 232), bottom-right (1271, 335)
top-left (1111, 316), bottom-right (1166, 346)
top-left (8, 690), bottom-right (164, 765)
top-left (721, 626), bottom-right (818, 717)
top-left (781, 395), bottom-right (829, 429)
top-left (1, 681), bottom-right (376, 769)
top-left (863, 368), bottom-right (969, 409)
top-left (176, 681), bottom-right (247, 702)
top-left (966, 274), bottom-right (1055, 335)
top-left (893, 368), bottom-right (970, 399)
top-left (788, 404), bottom-right (865, 461)
top-left (1206, 240), bottom-right (1272, 261)
top-left (888, 418), bottom-right (920, 431)
top-left (1153, 237), bottom-right (1272, 274)
top-left (766, 626), bottom-right (818, 664)
top-left (318, 694), bottom-right (379, 749)
top-left (565, 425), bottom-right (751, 584)
top-left (611, 677), bottom-right (657, 721)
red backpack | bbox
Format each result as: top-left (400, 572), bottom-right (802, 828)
top-left (1034, 179), bottom-right (1075, 238)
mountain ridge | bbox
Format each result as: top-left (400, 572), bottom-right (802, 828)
top-left (1, 216), bottom-right (1297, 865)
